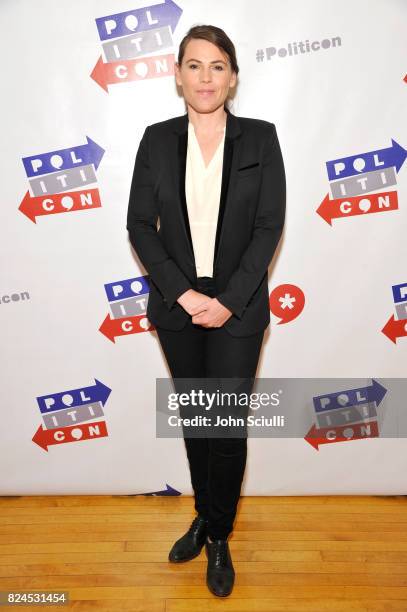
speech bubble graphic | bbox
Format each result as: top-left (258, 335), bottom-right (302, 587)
top-left (269, 283), bottom-right (305, 324)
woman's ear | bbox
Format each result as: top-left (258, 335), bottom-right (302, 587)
top-left (174, 62), bottom-right (182, 87)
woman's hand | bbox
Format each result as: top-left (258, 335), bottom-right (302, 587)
top-left (177, 289), bottom-right (212, 316)
top-left (190, 298), bottom-right (233, 328)
top-left (177, 290), bottom-right (233, 327)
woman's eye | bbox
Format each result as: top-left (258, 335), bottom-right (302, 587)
top-left (188, 64), bottom-right (224, 70)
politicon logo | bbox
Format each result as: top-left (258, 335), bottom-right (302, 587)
top-left (32, 379), bottom-right (112, 452)
top-left (19, 137), bottom-right (105, 223)
top-left (317, 139), bottom-right (406, 225)
top-left (91, 0), bottom-right (182, 92)
top-left (382, 282), bottom-right (407, 344)
top-left (305, 379), bottom-right (387, 451)
top-left (100, 274), bottom-right (154, 342)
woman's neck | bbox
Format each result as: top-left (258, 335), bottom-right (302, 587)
top-left (187, 104), bottom-right (227, 135)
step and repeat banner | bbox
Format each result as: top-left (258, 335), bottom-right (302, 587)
top-left (1, 0), bottom-right (406, 495)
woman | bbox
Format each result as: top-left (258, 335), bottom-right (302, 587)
top-left (127, 25), bottom-right (286, 597)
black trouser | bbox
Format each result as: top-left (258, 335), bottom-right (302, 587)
top-left (155, 276), bottom-right (264, 540)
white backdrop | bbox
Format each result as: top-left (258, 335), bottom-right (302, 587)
top-left (1, 0), bottom-right (406, 495)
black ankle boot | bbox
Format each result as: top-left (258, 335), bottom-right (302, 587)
top-left (205, 536), bottom-right (235, 596)
top-left (168, 515), bottom-right (208, 562)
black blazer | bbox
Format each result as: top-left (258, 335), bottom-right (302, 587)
top-left (126, 106), bottom-right (286, 337)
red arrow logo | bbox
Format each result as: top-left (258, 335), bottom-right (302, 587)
top-left (381, 314), bottom-right (407, 344)
top-left (33, 420), bottom-right (108, 451)
top-left (99, 313), bottom-right (155, 343)
top-left (317, 190), bottom-right (398, 225)
top-left (91, 53), bottom-right (175, 92)
top-left (305, 420), bottom-right (379, 450)
top-left (19, 189), bottom-right (101, 223)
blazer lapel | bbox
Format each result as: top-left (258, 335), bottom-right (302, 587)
top-left (214, 132), bottom-right (234, 268)
top-left (177, 131), bottom-right (192, 260)
top-left (173, 107), bottom-right (242, 275)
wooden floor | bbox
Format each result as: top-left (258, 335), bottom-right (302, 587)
top-left (0, 494), bottom-right (406, 611)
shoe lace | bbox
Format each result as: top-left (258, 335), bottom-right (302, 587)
top-left (211, 539), bottom-right (228, 566)
top-left (188, 515), bottom-right (206, 536)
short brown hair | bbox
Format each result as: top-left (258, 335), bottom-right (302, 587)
top-left (177, 25), bottom-right (239, 108)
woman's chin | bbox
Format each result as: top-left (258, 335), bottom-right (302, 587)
top-left (189, 99), bottom-right (224, 114)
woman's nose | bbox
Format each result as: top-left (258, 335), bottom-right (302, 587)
top-left (200, 68), bottom-right (212, 82)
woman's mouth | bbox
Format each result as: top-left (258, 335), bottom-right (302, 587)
top-left (197, 90), bottom-right (215, 97)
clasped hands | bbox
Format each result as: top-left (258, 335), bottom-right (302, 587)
top-left (177, 289), bottom-right (233, 328)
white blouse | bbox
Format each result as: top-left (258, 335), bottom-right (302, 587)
top-left (185, 121), bottom-right (226, 278)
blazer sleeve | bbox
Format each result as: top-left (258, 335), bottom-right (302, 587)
top-left (216, 124), bottom-right (286, 319)
top-left (126, 126), bottom-right (193, 310)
